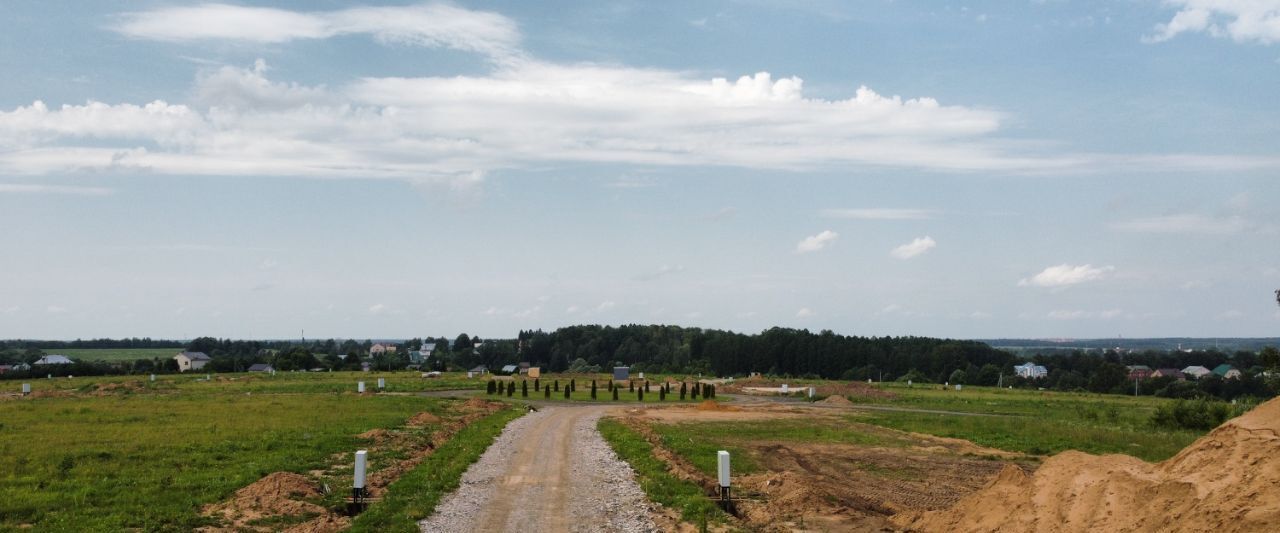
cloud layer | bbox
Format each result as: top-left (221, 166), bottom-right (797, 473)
top-left (113, 3), bottom-right (522, 59)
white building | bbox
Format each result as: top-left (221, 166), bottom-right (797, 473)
top-left (34, 354), bottom-right (74, 365)
top-left (174, 351), bottom-right (211, 372)
top-left (1014, 362), bottom-right (1048, 379)
top-left (1182, 365), bottom-right (1212, 379)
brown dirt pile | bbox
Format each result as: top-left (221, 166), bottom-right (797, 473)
top-left (695, 400), bottom-right (740, 411)
top-left (896, 397), bottom-right (1280, 532)
top-left (406, 411), bottom-right (442, 425)
top-left (200, 472), bottom-right (348, 533)
top-left (820, 394), bottom-right (853, 405)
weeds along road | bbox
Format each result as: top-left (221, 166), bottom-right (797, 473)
top-left (419, 404), bottom-right (656, 533)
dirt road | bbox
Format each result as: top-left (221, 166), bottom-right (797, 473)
top-left (419, 405), bottom-right (656, 533)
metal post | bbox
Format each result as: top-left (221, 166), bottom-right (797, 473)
top-left (377, 378), bottom-right (385, 390)
top-left (21, 383), bottom-right (31, 396)
top-left (358, 381), bottom-right (365, 393)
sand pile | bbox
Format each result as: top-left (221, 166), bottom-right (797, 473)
top-left (820, 394), bottom-right (853, 405)
top-left (895, 397), bottom-right (1280, 532)
top-left (201, 472), bottom-right (348, 533)
top-left (695, 400), bottom-right (740, 411)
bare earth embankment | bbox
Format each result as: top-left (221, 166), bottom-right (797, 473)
top-left (895, 396), bottom-right (1280, 532)
top-left (419, 405), bottom-right (656, 533)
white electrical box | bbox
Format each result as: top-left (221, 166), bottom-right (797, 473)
top-left (353, 450), bottom-right (367, 489)
top-left (717, 450), bottom-right (731, 488)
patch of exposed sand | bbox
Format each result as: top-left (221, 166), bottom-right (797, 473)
top-left (896, 396), bottom-right (1280, 532)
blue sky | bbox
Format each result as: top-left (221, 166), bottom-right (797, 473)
top-left (1, 0), bottom-right (1278, 340)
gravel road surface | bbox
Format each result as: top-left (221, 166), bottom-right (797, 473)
top-left (419, 405), bottom-right (657, 532)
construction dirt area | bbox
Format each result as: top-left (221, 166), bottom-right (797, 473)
top-left (612, 391), bottom-right (1280, 532)
top-left (895, 395), bottom-right (1280, 532)
top-left (618, 399), bottom-right (1036, 532)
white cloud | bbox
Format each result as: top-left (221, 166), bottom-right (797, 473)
top-left (0, 184), bottom-right (112, 195)
top-left (796, 307), bottom-right (814, 318)
top-left (595, 301), bottom-right (616, 312)
top-left (1, 3), bottom-right (1265, 187)
top-left (112, 3), bottom-right (522, 60)
top-left (1219, 309), bottom-right (1246, 319)
top-left (968, 311), bottom-right (992, 319)
top-left (820, 208), bottom-right (937, 220)
top-left (47, 305), bottom-right (68, 314)
top-left (1019, 264), bottom-right (1114, 288)
top-left (1047, 308), bottom-right (1125, 320)
top-left (2, 306), bottom-right (21, 314)
top-left (368, 303), bottom-right (386, 314)
top-left (1146, 1), bottom-right (1280, 45)
top-left (565, 305), bottom-right (580, 314)
top-left (796, 230), bottom-right (839, 253)
top-left (1111, 214), bottom-right (1251, 235)
top-left (890, 236), bottom-right (937, 259)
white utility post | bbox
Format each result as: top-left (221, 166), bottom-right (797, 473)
top-left (377, 378), bottom-right (385, 390)
top-left (150, 374), bottom-right (155, 382)
top-left (781, 383), bottom-right (789, 394)
top-left (352, 450), bottom-right (369, 510)
top-left (717, 450), bottom-right (732, 501)
top-left (808, 387), bottom-right (815, 399)
top-left (21, 383), bottom-right (31, 396)
top-left (357, 381), bottom-right (366, 393)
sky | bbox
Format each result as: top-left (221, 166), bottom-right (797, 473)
top-left (1, 0), bottom-right (1278, 340)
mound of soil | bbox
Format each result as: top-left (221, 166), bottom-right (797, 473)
top-left (201, 472), bottom-right (346, 533)
top-left (356, 428), bottom-right (391, 442)
top-left (695, 400), bottom-right (740, 411)
top-left (820, 394), bottom-right (853, 405)
top-left (406, 411), bottom-right (442, 426)
top-left (896, 397), bottom-right (1280, 532)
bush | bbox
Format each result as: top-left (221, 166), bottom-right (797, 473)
top-left (1151, 399), bottom-right (1239, 430)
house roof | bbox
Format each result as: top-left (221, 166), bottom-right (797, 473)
top-left (1154, 368), bottom-right (1184, 377)
top-left (179, 351), bottom-right (210, 360)
top-left (1212, 364), bottom-right (1237, 375)
top-left (34, 355), bottom-right (74, 365)
top-left (1183, 365), bottom-right (1210, 373)
top-left (501, 364), bottom-right (518, 372)
top-left (420, 343), bottom-right (436, 351)
top-left (1127, 365), bottom-right (1152, 371)
top-left (247, 363), bottom-right (273, 372)
top-left (469, 365), bottom-right (487, 372)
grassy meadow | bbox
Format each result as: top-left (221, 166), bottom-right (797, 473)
top-left (0, 371), bottom-right (508, 532)
top-left (739, 380), bottom-right (1212, 461)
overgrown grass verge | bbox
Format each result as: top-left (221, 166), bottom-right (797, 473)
top-left (598, 418), bottom-right (724, 527)
top-left (348, 406), bottom-right (524, 532)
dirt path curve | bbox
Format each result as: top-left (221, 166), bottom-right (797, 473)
top-left (419, 405), bottom-right (656, 533)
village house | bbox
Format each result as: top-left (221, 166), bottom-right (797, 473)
top-left (1212, 364), bottom-right (1241, 380)
top-left (247, 363), bottom-right (274, 373)
top-left (1182, 365), bottom-right (1212, 379)
top-left (1152, 368), bottom-right (1186, 380)
top-left (518, 362), bottom-right (531, 374)
top-left (500, 364), bottom-right (519, 375)
top-left (1014, 362), bottom-right (1048, 379)
top-left (409, 343), bottom-right (435, 366)
top-left (1126, 365), bottom-right (1153, 380)
top-left (33, 354), bottom-right (74, 366)
top-left (173, 351), bottom-right (211, 372)
top-left (369, 343), bottom-right (398, 356)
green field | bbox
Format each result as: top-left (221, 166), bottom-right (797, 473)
top-left (796, 381), bottom-right (1213, 461)
top-left (47, 348), bottom-right (185, 362)
top-left (0, 371), bottom-right (512, 532)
